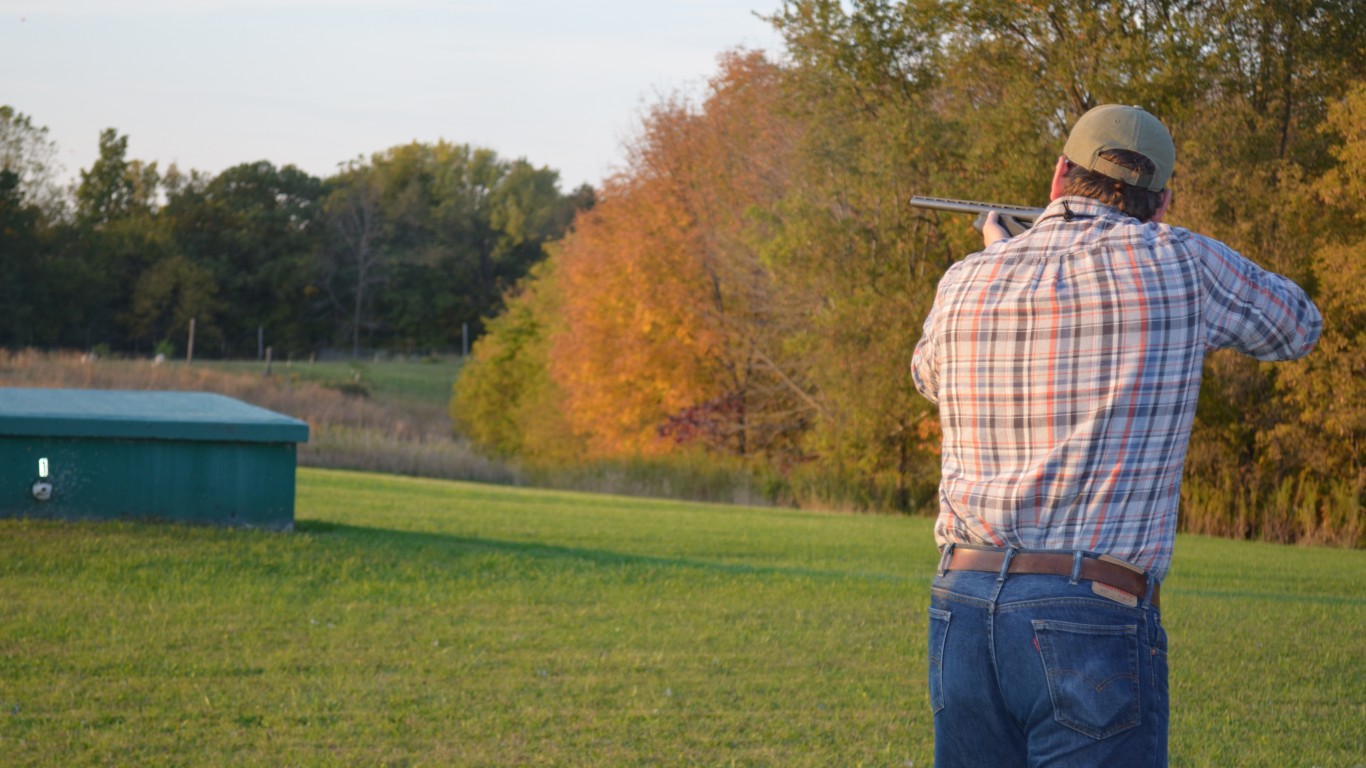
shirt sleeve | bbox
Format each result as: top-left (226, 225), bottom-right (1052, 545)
top-left (1193, 234), bottom-right (1322, 361)
top-left (911, 300), bottom-right (941, 404)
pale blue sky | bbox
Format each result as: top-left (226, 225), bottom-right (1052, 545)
top-left (1, 1), bottom-right (785, 191)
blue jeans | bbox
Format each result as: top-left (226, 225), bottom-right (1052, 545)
top-left (929, 555), bottom-right (1168, 767)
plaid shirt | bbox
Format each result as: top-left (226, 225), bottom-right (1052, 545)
top-left (912, 196), bottom-right (1321, 581)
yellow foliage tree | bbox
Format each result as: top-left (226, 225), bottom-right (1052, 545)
top-left (451, 257), bottom-right (583, 464)
top-left (1267, 82), bottom-right (1366, 543)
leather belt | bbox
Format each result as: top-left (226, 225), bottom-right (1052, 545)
top-left (944, 547), bottom-right (1159, 609)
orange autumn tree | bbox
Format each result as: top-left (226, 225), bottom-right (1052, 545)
top-left (548, 51), bottom-right (802, 459)
top-left (550, 163), bottom-right (720, 457)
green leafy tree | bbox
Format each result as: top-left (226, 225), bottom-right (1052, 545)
top-left (0, 105), bottom-right (64, 218)
top-left (0, 108), bottom-right (87, 347)
top-left (126, 253), bottom-right (225, 351)
top-left (321, 161), bottom-right (385, 358)
top-left (767, 1), bottom-right (962, 507)
top-left (370, 142), bottom-right (501, 352)
top-left (76, 129), bottom-right (159, 228)
top-left (162, 161), bottom-right (326, 356)
top-left (74, 129), bottom-right (192, 350)
top-left (0, 169), bottom-right (43, 344)
top-left (322, 142), bottom-right (587, 354)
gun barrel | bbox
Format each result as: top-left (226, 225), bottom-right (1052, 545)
top-left (909, 196), bottom-right (1046, 222)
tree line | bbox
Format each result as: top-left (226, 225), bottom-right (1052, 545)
top-left (453, 0), bottom-right (1364, 545)
top-left (0, 110), bottom-right (593, 359)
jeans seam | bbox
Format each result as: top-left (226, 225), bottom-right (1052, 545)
top-left (931, 589), bottom-right (993, 610)
top-left (995, 595), bottom-right (1144, 615)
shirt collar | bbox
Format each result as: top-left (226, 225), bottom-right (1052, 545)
top-left (1037, 196), bottom-right (1127, 224)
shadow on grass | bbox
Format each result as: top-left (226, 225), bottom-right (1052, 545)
top-left (294, 520), bottom-right (1366, 606)
top-left (295, 519), bottom-right (919, 585)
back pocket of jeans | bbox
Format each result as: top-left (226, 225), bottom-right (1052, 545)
top-left (1032, 619), bottom-right (1140, 739)
top-left (928, 607), bottom-right (951, 714)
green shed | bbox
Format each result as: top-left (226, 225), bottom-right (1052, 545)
top-left (0, 388), bottom-right (309, 530)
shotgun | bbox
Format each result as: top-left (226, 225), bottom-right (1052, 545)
top-left (909, 196), bottom-right (1046, 238)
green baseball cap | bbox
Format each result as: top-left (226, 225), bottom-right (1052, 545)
top-left (1063, 104), bottom-right (1175, 192)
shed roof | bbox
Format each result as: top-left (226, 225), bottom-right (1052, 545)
top-left (0, 388), bottom-right (309, 443)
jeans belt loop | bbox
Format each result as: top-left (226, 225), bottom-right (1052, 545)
top-left (937, 543), bottom-right (956, 577)
top-left (1144, 575), bottom-right (1159, 609)
top-left (1069, 551), bottom-right (1084, 585)
top-left (996, 548), bottom-right (1017, 583)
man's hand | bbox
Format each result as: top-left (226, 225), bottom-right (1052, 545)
top-left (982, 211), bottom-right (1010, 247)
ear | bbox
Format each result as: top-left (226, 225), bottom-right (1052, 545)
top-left (1150, 188), bottom-right (1173, 223)
top-left (1049, 156), bottom-right (1069, 200)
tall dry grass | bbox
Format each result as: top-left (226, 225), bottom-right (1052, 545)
top-left (0, 349), bottom-right (523, 485)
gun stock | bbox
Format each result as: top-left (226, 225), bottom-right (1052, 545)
top-left (909, 196), bottom-right (1046, 237)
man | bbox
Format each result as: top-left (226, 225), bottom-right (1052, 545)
top-left (910, 104), bottom-right (1321, 767)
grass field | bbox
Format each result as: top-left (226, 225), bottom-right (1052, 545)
top-left (2, 469), bottom-right (1363, 766)
top-left (207, 358), bottom-right (463, 419)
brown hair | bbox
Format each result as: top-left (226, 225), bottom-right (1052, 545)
top-left (1062, 149), bottom-right (1166, 221)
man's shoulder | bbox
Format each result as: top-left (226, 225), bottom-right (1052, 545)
top-left (942, 244), bottom-right (1008, 280)
top-left (1153, 224), bottom-right (1241, 260)
top-left (1095, 214), bottom-right (1218, 259)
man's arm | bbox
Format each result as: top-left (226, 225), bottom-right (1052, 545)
top-left (981, 211), bottom-right (1011, 248)
top-left (912, 308), bottom-right (941, 404)
top-left (1195, 235), bottom-right (1322, 360)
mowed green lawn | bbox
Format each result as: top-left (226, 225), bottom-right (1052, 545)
top-left (2, 469), bottom-right (1362, 767)
top-left (208, 359), bottom-right (461, 414)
